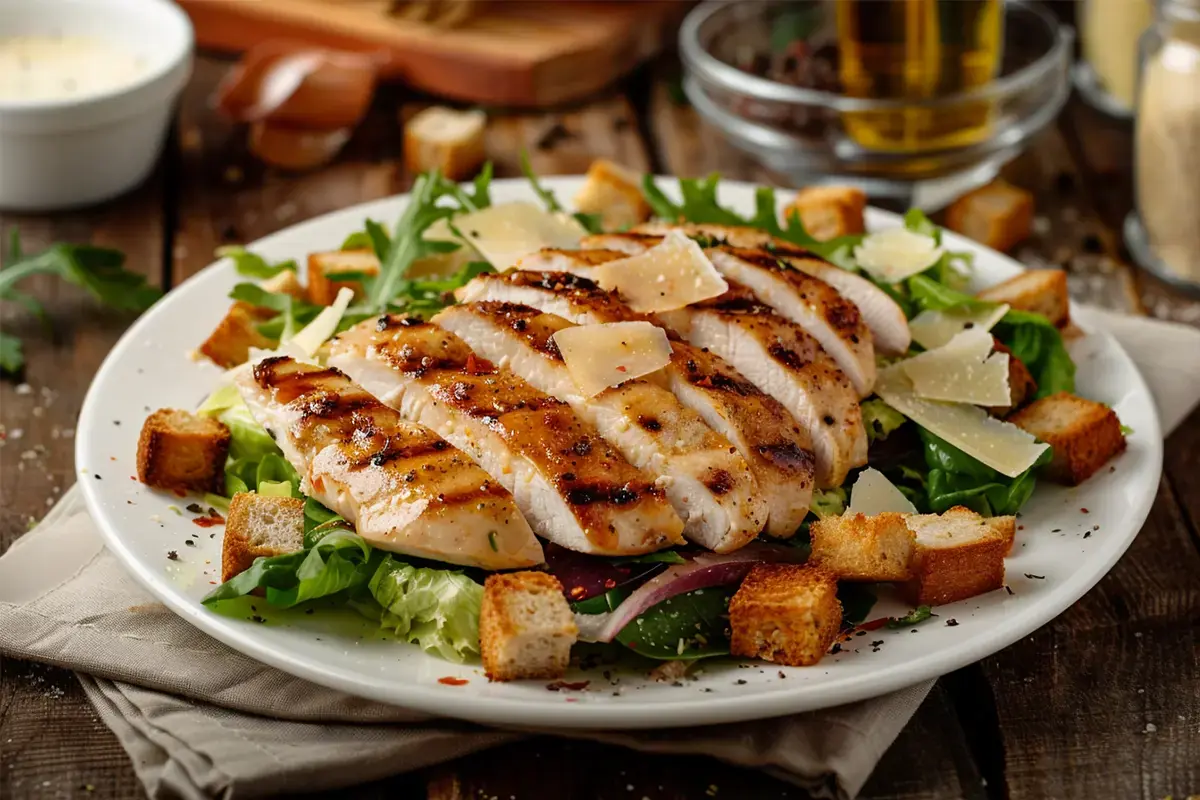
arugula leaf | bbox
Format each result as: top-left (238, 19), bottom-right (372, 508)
top-left (340, 230), bottom-right (373, 251)
top-left (364, 219), bottom-right (392, 262)
top-left (216, 246), bottom-right (297, 279)
top-left (615, 586), bottom-right (734, 660)
top-left (0, 333), bottom-right (23, 374)
top-left (887, 605), bottom-right (935, 628)
top-left (518, 151), bottom-right (604, 233)
top-left (903, 208), bottom-right (940, 243)
top-left (442, 162), bottom-right (494, 213)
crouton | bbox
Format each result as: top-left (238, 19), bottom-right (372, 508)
top-left (729, 564), bottom-right (842, 667)
top-left (136, 409), bottom-right (231, 494)
top-left (306, 249), bottom-right (380, 306)
top-left (986, 340), bottom-right (1037, 417)
top-left (809, 512), bottom-right (915, 581)
top-left (785, 185), bottom-right (867, 241)
top-left (198, 302), bottom-right (276, 369)
top-left (259, 269), bottom-right (307, 302)
top-left (404, 106), bottom-right (487, 182)
top-left (945, 179), bottom-right (1034, 253)
top-left (976, 269), bottom-right (1070, 328)
top-left (221, 493), bottom-right (305, 582)
top-left (1008, 392), bottom-right (1127, 485)
top-left (900, 507), bottom-right (1014, 606)
top-left (572, 159), bottom-right (652, 232)
top-left (480, 571), bottom-right (578, 681)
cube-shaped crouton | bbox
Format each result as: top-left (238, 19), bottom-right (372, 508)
top-left (729, 564), bottom-right (842, 667)
top-left (900, 507), bottom-right (1014, 606)
top-left (136, 409), bottom-right (231, 494)
top-left (306, 249), bottom-right (381, 306)
top-left (480, 571), bottom-right (578, 681)
top-left (404, 106), bottom-right (487, 182)
top-left (785, 186), bottom-right (867, 241)
top-left (986, 340), bottom-right (1038, 417)
top-left (259, 269), bottom-right (307, 301)
top-left (221, 493), bottom-right (305, 581)
top-left (573, 159), bottom-right (651, 232)
top-left (976, 269), bottom-right (1070, 328)
top-left (809, 512), bottom-right (915, 581)
top-left (945, 180), bottom-right (1034, 253)
top-left (198, 301), bottom-right (276, 369)
top-left (1008, 392), bottom-right (1127, 485)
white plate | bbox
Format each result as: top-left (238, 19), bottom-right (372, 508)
top-left (77, 178), bottom-right (1163, 729)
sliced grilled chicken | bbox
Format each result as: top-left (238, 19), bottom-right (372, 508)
top-left (631, 221), bottom-right (911, 355)
top-left (235, 356), bottom-right (543, 569)
top-left (457, 270), bottom-right (816, 537)
top-left (515, 247), bottom-right (627, 275)
top-left (327, 316), bottom-right (684, 556)
top-left (581, 234), bottom-right (877, 396)
top-left (658, 288), bottom-right (868, 488)
top-left (434, 302), bottom-right (768, 552)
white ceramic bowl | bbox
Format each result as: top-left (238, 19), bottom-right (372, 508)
top-left (0, 0), bottom-right (193, 211)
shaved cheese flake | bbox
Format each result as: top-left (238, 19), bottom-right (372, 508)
top-left (593, 230), bottom-right (729, 313)
top-left (290, 286), bottom-right (355, 357)
top-left (848, 467), bottom-right (918, 516)
top-left (909, 303), bottom-right (1010, 350)
top-left (452, 201), bottom-right (586, 270)
top-left (854, 227), bottom-right (944, 283)
top-left (552, 321), bottom-right (671, 397)
top-left (875, 365), bottom-right (1048, 478)
top-left (902, 328), bottom-right (1011, 406)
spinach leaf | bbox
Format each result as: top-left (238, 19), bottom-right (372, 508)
top-left (838, 584), bottom-right (878, 627)
top-left (920, 429), bottom-right (1051, 515)
top-left (615, 587), bottom-right (734, 660)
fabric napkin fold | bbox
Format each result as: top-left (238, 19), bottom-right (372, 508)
top-left (2, 308), bottom-right (1198, 800)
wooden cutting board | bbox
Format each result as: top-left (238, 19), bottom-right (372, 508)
top-left (177, 0), bottom-right (690, 107)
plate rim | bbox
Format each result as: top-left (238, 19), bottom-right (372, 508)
top-left (75, 177), bottom-right (1164, 729)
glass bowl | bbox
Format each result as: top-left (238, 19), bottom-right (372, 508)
top-left (679, 0), bottom-right (1073, 209)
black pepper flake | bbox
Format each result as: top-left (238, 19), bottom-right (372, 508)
top-left (1092, 524), bottom-right (1100, 531)
top-left (1025, 573), bottom-right (1045, 580)
top-left (1084, 531), bottom-right (1092, 538)
top-left (734, 679), bottom-right (747, 685)
top-left (777, 671), bottom-right (786, 679)
top-left (113, 420), bottom-right (121, 426)
top-left (1005, 585), bottom-right (1015, 595)
top-left (702, 687), bottom-right (714, 693)
top-left (186, 503), bottom-right (204, 514)
top-left (251, 615), bottom-right (267, 624)
top-left (855, 630), bottom-right (866, 637)
top-left (93, 474), bottom-right (102, 480)
top-left (830, 643), bottom-right (843, 654)
top-left (166, 550), bottom-right (179, 561)
top-left (184, 540), bottom-right (196, 547)
top-left (305, 608), bottom-right (315, 615)
top-left (946, 619), bottom-right (959, 627)
top-left (1051, 528), bottom-right (1062, 533)
top-left (870, 640), bottom-right (883, 648)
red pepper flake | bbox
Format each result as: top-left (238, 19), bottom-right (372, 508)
top-left (568, 585), bottom-right (586, 599)
top-left (438, 676), bottom-right (469, 686)
top-left (603, 578), bottom-right (617, 589)
top-left (173, 488), bottom-right (187, 497)
top-left (546, 680), bottom-right (590, 692)
top-left (615, 365), bottom-right (627, 373)
top-left (193, 511), bottom-right (225, 528)
top-left (564, 697), bottom-right (579, 702)
top-left (1080, 508), bottom-right (1090, 514)
top-left (464, 353), bottom-right (495, 375)
top-left (856, 617), bottom-right (889, 633)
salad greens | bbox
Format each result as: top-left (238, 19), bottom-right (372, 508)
top-left (518, 151), bottom-right (604, 234)
top-left (614, 587), bottom-right (734, 660)
top-left (369, 556), bottom-right (485, 662)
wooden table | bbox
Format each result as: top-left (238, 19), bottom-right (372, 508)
top-left (3, 51), bottom-right (1199, 800)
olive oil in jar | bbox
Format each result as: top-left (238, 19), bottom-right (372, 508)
top-left (836, 0), bottom-right (1004, 152)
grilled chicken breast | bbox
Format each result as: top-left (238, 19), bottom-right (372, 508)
top-left (515, 248), bottom-right (627, 274)
top-left (630, 222), bottom-right (911, 355)
top-left (659, 287), bottom-right (868, 488)
top-left (457, 270), bottom-right (816, 537)
top-left (328, 316), bottom-right (684, 556)
top-left (236, 356), bottom-right (543, 569)
top-left (582, 235), bottom-right (877, 397)
top-left (434, 302), bottom-right (768, 552)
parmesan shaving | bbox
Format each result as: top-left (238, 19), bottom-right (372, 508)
top-left (289, 286), bottom-right (355, 357)
top-left (552, 321), bottom-right (672, 397)
top-left (450, 201), bottom-right (585, 270)
top-left (854, 227), bottom-right (944, 283)
top-left (874, 365), bottom-right (1048, 478)
top-left (908, 303), bottom-right (1010, 350)
top-left (902, 328), bottom-right (1011, 406)
top-left (848, 467), bottom-right (918, 516)
top-left (593, 230), bottom-right (729, 313)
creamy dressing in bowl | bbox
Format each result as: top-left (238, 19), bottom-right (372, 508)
top-left (0, 36), bottom-right (149, 102)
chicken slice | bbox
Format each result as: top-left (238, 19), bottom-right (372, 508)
top-left (236, 356), bottom-right (543, 569)
top-left (328, 316), bottom-right (684, 556)
top-left (658, 287), bottom-right (868, 488)
top-left (630, 221), bottom-right (911, 355)
top-left (457, 270), bottom-right (815, 536)
top-left (434, 302), bottom-right (768, 552)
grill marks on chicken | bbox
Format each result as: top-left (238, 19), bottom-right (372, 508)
top-left (237, 356), bottom-right (544, 569)
top-left (328, 317), bottom-right (684, 555)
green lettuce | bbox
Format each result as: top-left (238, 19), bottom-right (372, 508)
top-left (920, 429), bottom-right (1052, 516)
top-left (198, 386), bottom-right (302, 498)
top-left (811, 487), bottom-right (848, 518)
top-left (368, 556), bottom-right (484, 663)
top-left (861, 398), bottom-right (907, 443)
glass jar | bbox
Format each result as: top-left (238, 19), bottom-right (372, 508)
top-left (1075, 0), bottom-right (1155, 118)
top-left (1127, 0), bottom-right (1200, 290)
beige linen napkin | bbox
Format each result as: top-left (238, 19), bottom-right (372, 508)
top-left (2, 309), bottom-right (1198, 800)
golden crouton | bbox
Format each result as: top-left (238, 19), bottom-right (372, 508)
top-left (976, 269), bottom-right (1071, 328)
top-left (809, 512), bottom-right (915, 581)
top-left (729, 564), bottom-right (842, 667)
top-left (198, 301), bottom-right (276, 369)
top-left (1008, 392), bottom-right (1127, 485)
top-left (259, 269), bottom-right (307, 302)
top-left (785, 186), bottom-right (867, 241)
top-left (136, 409), bottom-right (231, 494)
top-left (480, 571), bottom-right (578, 681)
top-left (945, 179), bottom-right (1034, 253)
top-left (306, 249), bottom-right (381, 306)
top-left (572, 159), bottom-right (652, 232)
top-left (221, 493), bottom-right (305, 582)
top-left (404, 106), bottom-right (487, 182)
top-left (900, 507), bottom-right (1014, 606)
top-left (986, 340), bottom-right (1038, 417)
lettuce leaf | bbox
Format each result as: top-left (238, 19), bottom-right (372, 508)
top-left (368, 556), bottom-right (484, 663)
top-left (197, 388), bottom-right (302, 499)
top-left (811, 487), bottom-right (848, 518)
top-left (920, 428), bottom-right (1052, 516)
top-left (861, 398), bottom-right (907, 443)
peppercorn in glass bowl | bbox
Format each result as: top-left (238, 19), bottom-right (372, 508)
top-left (679, 0), bottom-right (1072, 209)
